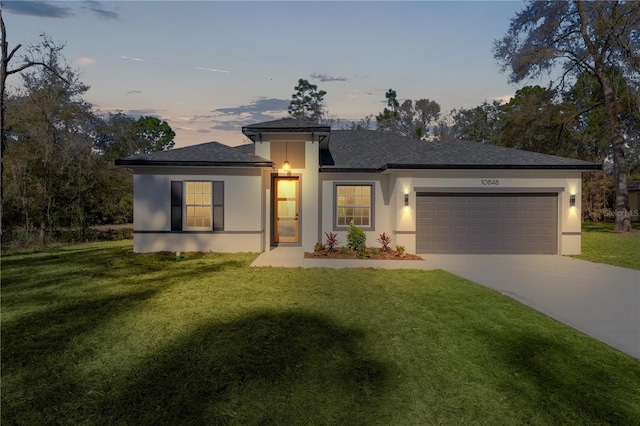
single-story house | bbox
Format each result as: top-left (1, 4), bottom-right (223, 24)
top-left (115, 118), bottom-right (601, 255)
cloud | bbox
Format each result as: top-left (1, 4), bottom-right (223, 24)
top-left (3, 1), bottom-right (74, 18)
top-left (209, 98), bottom-right (290, 131)
top-left (347, 90), bottom-right (373, 99)
top-left (213, 98), bottom-right (289, 116)
top-left (311, 72), bottom-right (347, 82)
top-left (75, 57), bottom-right (96, 66)
top-left (82, 1), bottom-right (119, 20)
top-left (125, 90), bottom-right (142, 95)
top-left (195, 66), bottom-right (230, 74)
top-left (491, 93), bottom-right (514, 104)
top-left (120, 56), bottom-right (145, 62)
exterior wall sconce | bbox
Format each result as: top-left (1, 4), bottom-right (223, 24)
top-left (570, 194), bottom-right (576, 207)
top-left (404, 193), bottom-right (409, 206)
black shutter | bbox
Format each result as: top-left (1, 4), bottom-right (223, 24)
top-left (171, 181), bottom-right (182, 231)
top-left (212, 181), bottom-right (224, 231)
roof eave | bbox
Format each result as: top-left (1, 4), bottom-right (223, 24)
top-left (114, 160), bottom-right (274, 168)
top-left (242, 127), bottom-right (331, 143)
top-left (382, 163), bottom-right (602, 171)
top-left (319, 163), bottom-right (602, 173)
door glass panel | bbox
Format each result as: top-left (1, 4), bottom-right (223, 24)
top-left (275, 178), bottom-right (299, 243)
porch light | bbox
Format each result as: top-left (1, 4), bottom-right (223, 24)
top-left (283, 142), bottom-right (291, 176)
top-left (404, 193), bottom-right (409, 206)
top-left (570, 194), bottom-right (576, 207)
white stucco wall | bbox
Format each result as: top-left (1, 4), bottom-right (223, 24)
top-left (131, 166), bottom-right (264, 253)
top-left (319, 170), bottom-right (584, 255)
top-left (318, 174), bottom-right (392, 251)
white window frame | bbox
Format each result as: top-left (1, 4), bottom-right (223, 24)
top-left (333, 183), bottom-right (374, 231)
top-left (184, 181), bottom-right (213, 231)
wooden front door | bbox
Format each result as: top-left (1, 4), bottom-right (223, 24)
top-left (274, 177), bottom-right (299, 243)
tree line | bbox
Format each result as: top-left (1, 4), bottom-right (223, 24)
top-left (289, 1), bottom-right (640, 231)
top-left (1, 10), bottom-right (174, 246)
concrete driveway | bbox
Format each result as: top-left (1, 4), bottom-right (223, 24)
top-left (427, 255), bottom-right (640, 360)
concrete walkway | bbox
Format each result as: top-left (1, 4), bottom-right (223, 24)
top-left (251, 248), bottom-right (640, 359)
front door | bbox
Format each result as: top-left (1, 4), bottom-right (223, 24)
top-left (274, 177), bottom-right (299, 244)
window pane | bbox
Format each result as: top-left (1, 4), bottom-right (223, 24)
top-left (202, 182), bottom-right (211, 193)
top-left (195, 182), bottom-right (202, 193)
top-left (203, 193), bottom-right (211, 204)
top-left (186, 194), bottom-right (194, 204)
top-left (195, 194), bottom-right (202, 204)
top-left (335, 185), bottom-right (372, 228)
top-left (186, 182), bottom-right (194, 193)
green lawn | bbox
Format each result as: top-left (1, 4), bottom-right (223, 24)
top-left (2, 241), bottom-right (639, 425)
top-left (571, 222), bottom-right (640, 270)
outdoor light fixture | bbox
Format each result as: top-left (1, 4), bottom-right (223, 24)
top-left (404, 193), bottom-right (409, 206)
top-left (283, 142), bottom-right (291, 176)
top-left (570, 194), bottom-right (576, 207)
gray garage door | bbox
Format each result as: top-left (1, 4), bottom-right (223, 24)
top-left (416, 193), bottom-right (558, 254)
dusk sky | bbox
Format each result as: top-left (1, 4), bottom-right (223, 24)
top-left (3, 1), bottom-right (533, 147)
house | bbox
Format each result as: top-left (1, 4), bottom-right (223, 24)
top-left (115, 118), bottom-right (601, 255)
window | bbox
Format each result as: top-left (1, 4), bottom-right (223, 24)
top-left (335, 184), bottom-right (373, 229)
top-left (186, 181), bottom-right (212, 229)
top-left (171, 181), bottom-right (224, 232)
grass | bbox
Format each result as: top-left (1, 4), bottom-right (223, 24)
top-left (571, 222), bottom-right (640, 270)
top-left (2, 241), bottom-right (639, 425)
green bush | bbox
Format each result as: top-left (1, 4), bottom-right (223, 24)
top-left (347, 220), bottom-right (366, 253)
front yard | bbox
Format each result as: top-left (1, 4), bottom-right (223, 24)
top-left (2, 240), bottom-right (639, 425)
top-left (571, 222), bottom-right (640, 270)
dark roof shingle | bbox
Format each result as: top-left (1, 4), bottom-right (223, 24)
top-left (320, 131), bottom-right (601, 171)
top-left (115, 141), bottom-right (272, 167)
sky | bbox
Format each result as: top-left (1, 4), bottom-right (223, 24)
top-left (3, 0), bottom-right (529, 148)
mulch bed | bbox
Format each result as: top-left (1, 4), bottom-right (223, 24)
top-left (304, 249), bottom-right (423, 260)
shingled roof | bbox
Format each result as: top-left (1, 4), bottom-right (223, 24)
top-left (116, 128), bottom-right (600, 171)
top-left (319, 130), bottom-right (601, 171)
top-left (115, 141), bottom-right (272, 167)
top-left (242, 118), bottom-right (331, 142)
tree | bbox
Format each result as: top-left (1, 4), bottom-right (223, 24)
top-left (94, 113), bottom-right (175, 160)
top-left (288, 79), bottom-right (327, 123)
top-left (494, 0), bottom-right (640, 232)
top-left (1, 9), bottom-right (69, 239)
top-left (497, 86), bottom-right (578, 157)
top-left (375, 89), bottom-right (441, 139)
top-left (449, 100), bottom-right (503, 144)
top-left (4, 51), bottom-right (93, 242)
top-left (135, 116), bottom-right (175, 153)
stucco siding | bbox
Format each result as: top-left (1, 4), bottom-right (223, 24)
top-left (319, 174), bottom-right (392, 249)
top-left (394, 170), bottom-right (583, 255)
top-left (131, 167), bottom-right (263, 253)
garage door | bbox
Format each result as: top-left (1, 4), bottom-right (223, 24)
top-left (416, 193), bottom-right (558, 254)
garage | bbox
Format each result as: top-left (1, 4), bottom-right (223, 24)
top-left (416, 193), bottom-right (558, 254)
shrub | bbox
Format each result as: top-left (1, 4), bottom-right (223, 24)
top-left (347, 220), bottom-right (366, 252)
top-left (395, 244), bottom-right (405, 254)
top-left (314, 242), bottom-right (326, 254)
top-left (340, 246), bottom-right (349, 255)
top-left (377, 232), bottom-right (392, 251)
top-left (324, 232), bottom-right (340, 252)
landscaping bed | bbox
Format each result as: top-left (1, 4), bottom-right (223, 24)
top-left (305, 248), bottom-right (423, 260)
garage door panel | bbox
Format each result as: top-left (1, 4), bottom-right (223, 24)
top-left (416, 193), bottom-right (557, 254)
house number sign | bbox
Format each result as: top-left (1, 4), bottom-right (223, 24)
top-left (480, 179), bottom-right (500, 186)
